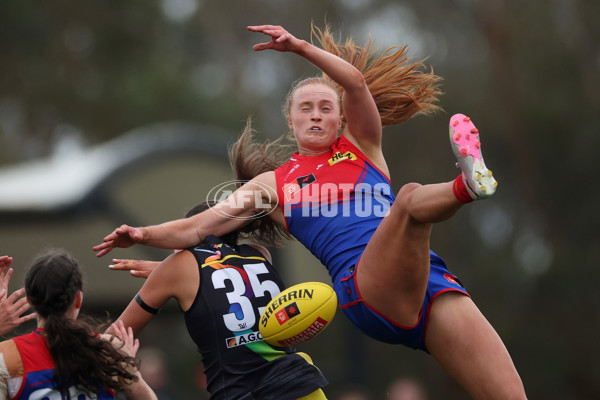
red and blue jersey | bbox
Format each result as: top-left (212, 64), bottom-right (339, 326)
top-left (0, 330), bottom-right (114, 400)
top-left (274, 135), bottom-right (468, 350)
top-left (275, 135), bottom-right (395, 283)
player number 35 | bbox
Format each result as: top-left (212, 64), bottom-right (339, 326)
top-left (211, 262), bottom-right (280, 332)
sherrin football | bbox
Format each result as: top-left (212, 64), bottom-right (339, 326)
top-left (260, 281), bottom-right (337, 347)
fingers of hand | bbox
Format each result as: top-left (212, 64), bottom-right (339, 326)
top-left (109, 259), bottom-right (130, 270)
top-left (0, 291), bottom-right (32, 324)
top-left (7, 287), bottom-right (26, 302)
top-left (262, 28), bottom-right (281, 37)
top-left (116, 319), bottom-right (125, 330)
top-left (96, 247), bottom-right (112, 258)
top-left (252, 43), bottom-right (269, 51)
top-left (112, 320), bottom-right (125, 339)
top-left (92, 242), bottom-right (106, 251)
top-left (103, 231), bottom-right (118, 242)
top-left (247, 25), bottom-right (282, 32)
top-left (130, 270), bottom-right (146, 279)
top-left (14, 296), bottom-right (30, 312)
top-left (0, 256), bottom-right (13, 268)
top-left (132, 337), bottom-right (140, 355)
top-left (117, 224), bottom-right (130, 233)
top-left (21, 312), bottom-right (36, 322)
top-left (3, 268), bottom-right (14, 282)
top-left (93, 242), bottom-right (113, 258)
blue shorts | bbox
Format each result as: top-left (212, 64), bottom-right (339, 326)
top-left (335, 255), bottom-right (469, 352)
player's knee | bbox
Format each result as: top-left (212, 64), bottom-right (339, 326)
top-left (394, 182), bottom-right (422, 212)
top-left (397, 182), bottom-right (422, 199)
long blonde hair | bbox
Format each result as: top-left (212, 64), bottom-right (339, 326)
top-left (311, 23), bottom-right (442, 126)
top-left (231, 24), bottom-right (443, 246)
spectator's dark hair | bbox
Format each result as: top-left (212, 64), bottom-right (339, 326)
top-left (25, 249), bottom-right (139, 399)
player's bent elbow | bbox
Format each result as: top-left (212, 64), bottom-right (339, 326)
top-left (344, 70), bottom-right (369, 94)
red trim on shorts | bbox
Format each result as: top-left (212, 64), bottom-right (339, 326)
top-left (422, 288), bottom-right (471, 339)
top-left (340, 255), bottom-right (422, 330)
top-left (339, 254), bottom-right (363, 307)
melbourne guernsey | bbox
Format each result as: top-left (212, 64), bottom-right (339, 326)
top-left (274, 135), bottom-right (465, 348)
top-left (275, 135), bottom-right (395, 283)
top-left (0, 330), bottom-right (114, 399)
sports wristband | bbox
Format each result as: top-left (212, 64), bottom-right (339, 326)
top-left (134, 293), bottom-right (160, 315)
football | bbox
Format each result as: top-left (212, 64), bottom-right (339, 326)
top-left (260, 281), bottom-right (337, 347)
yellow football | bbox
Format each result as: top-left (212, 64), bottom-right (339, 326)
top-left (260, 281), bottom-right (337, 347)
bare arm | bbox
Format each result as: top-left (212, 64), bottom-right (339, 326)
top-left (111, 251), bottom-right (199, 336)
top-left (248, 24), bottom-right (383, 154)
top-left (94, 172), bottom-right (278, 257)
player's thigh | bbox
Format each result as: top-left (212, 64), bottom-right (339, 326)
top-left (356, 185), bottom-right (432, 323)
top-left (425, 293), bottom-right (526, 400)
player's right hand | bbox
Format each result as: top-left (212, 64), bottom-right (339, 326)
top-left (93, 224), bottom-right (144, 257)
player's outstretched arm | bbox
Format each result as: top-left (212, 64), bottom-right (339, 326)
top-left (93, 172), bottom-right (277, 257)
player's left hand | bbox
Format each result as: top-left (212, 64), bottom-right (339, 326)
top-left (111, 319), bottom-right (140, 357)
top-left (109, 259), bottom-right (159, 279)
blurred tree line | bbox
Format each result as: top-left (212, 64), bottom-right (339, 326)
top-left (1, 0), bottom-right (599, 398)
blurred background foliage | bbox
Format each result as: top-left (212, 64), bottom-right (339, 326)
top-left (1, 0), bottom-right (599, 398)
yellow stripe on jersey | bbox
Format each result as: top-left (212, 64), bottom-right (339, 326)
top-left (201, 254), bottom-right (266, 268)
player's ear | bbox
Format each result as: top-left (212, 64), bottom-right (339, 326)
top-left (74, 290), bottom-right (83, 309)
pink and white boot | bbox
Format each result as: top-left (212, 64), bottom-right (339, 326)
top-left (449, 113), bottom-right (498, 200)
